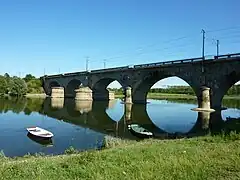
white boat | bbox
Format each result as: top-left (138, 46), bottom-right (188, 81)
top-left (27, 127), bottom-right (54, 138)
top-left (128, 124), bottom-right (153, 138)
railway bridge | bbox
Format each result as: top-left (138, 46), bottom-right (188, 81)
top-left (41, 53), bottom-right (240, 110)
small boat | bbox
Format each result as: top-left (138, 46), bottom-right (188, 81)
top-left (128, 124), bottom-right (153, 138)
top-left (26, 127), bottom-right (54, 138)
top-left (27, 133), bottom-right (53, 147)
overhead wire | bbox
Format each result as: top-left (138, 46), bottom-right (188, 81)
top-left (101, 37), bottom-right (200, 64)
top-left (88, 33), bottom-right (201, 65)
top-left (86, 27), bottom-right (240, 69)
top-left (206, 26), bottom-right (240, 33)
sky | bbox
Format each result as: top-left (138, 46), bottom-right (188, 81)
top-left (0, 0), bottom-right (239, 88)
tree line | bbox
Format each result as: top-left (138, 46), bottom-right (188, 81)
top-left (150, 85), bottom-right (239, 95)
top-left (149, 86), bottom-right (195, 95)
top-left (0, 73), bottom-right (43, 96)
top-left (109, 85), bottom-right (240, 96)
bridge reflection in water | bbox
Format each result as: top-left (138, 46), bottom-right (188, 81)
top-left (0, 97), bottom-right (239, 157)
top-left (40, 98), bottom-right (240, 139)
top-left (0, 97), bottom-right (238, 140)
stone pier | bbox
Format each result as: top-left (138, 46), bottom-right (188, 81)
top-left (124, 103), bottom-right (132, 121)
top-left (192, 86), bottom-right (215, 112)
top-left (51, 98), bottom-right (64, 109)
top-left (75, 87), bottom-right (93, 101)
top-left (51, 87), bottom-right (64, 98)
top-left (198, 111), bottom-right (210, 130)
top-left (75, 100), bottom-right (93, 113)
top-left (125, 87), bottom-right (132, 104)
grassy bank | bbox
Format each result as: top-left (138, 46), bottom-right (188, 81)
top-left (115, 93), bottom-right (240, 100)
top-left (0, 134), bottom-right (240, 179)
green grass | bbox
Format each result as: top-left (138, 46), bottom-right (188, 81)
top-left (147, 93), bottom-right (196, 99)
top-left (0, 134), bottom-right (240, 180)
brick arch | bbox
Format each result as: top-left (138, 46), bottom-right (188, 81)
top-left (91, 77), bottom-right (126, 101)
top-left (65, 79), bottom-right (82, 98)
top-left (132, 71), bottom-right (199, 104)
top-left (44, 80), bottom-right (62, 96)
top-left (211, 71), bottom-right (240, 109)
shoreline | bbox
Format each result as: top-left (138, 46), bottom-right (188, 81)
top-left (23, 93), bottom-right (240, 100)
top-left (114, 93), bottom-right (240, 100)
top-left (24, 93), bottom-right (47, 98)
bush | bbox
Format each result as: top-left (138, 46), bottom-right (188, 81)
top-left (8, 77), bottom-right (27, 96)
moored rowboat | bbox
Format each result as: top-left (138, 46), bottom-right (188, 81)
top-left (128, 124), bottom-right (153, 138)
top-left (27, 127), bottom-right (54, 138)
top-left (27, 133), bottom-right (53, 146)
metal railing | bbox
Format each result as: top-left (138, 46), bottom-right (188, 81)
top-left (133, 53), bottom-right (240, 69)
top-left (43, 52), bottom-right (240, 78)
top-left (134, 57), bottom-right (203, 69)
top-left (214, 53), bottom-right (240, 59)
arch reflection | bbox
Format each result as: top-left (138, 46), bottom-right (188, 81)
top-left (0, 97), bottom-right (238, 140)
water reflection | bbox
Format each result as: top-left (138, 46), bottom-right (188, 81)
top-left (27, 133), bottom-right (53, 147)
top-left (51, 98), bottom-right (64, 109)
top-left (4, 97), bottom-right (238, 138)
top-left (75, 100), bottom-right (92, 114)
top-left (0, 97), bottom-right (239, 156)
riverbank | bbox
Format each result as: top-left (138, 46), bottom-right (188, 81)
top-left (115, 93), bottom-right (240, 100)
top-left (24, 93), bottom-right (239, 100)
top-left (24, 93), bottom-right (47, 98)
top-left (0, 134), bottom-right (239, 179)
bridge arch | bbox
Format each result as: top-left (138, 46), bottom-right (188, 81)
top-left (211, 71), bottom-right (240, 109)
top-left (45, 80), bottom-right (61, 95)
top-left (49, 80), bottom-right (61, 88)
top-left (65, 79), bottom-right (82, 98)
top-left (92, 78), bottom-right (124, 101)
top-left (132, 74), bottom-right (198, 104)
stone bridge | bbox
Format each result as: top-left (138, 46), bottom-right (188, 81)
top-left (41, 53), bottom-right (240, 110)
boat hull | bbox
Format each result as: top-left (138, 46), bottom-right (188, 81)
top-left (27, 127), bottom-right (54, 138)
top-left (128, 124), bottom-right (153, 139)
top-left (27, 133), bottom-right (53, 146)
top-left (129, 128), bottom-right (153, 138)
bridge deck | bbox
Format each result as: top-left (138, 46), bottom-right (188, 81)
top-left (42, 52), bottom-right (240, 79)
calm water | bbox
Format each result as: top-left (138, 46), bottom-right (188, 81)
top-left (0, 97), bottom-right (239, 157)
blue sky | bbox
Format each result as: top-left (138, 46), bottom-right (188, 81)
top-left (0, 0), bottom-right (239, 88)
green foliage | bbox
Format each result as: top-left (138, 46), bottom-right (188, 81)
top-left (23, 74), bottom-right (36, 82)
top-left (107, 88), bottom-right (123, 95)
top-left (149, 86), bottom-right (195, 95)
top-left (64, 146), bottom-right (79, 154)
top-left (26, 79), bottom-right (43, 94)
top-left (4, 73), bottom-right (10, 79)
top-left (8, 76), bottom-right (28, 96)
top-left (0, 73), bottom-right (43, 96)
top-left (149, 85), bottom-right (240, 96)
top-left (226, 84), bottom-right (240, 95)
top-left (23, 74), bottom-right (43, 94)
top-left (0, 75), bottom-right (8, 95)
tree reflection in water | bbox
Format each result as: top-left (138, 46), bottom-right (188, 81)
top-left (0, 97), bottom-right (239, 140)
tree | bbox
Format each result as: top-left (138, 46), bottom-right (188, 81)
top-left (4, 73), bottom-right (10, 78)
top-left (23, 74), bottom-right (36, 82)
top-left (26, 79), bottom-right (43, 93)
top-left (0, 75), bottom-right (7, 95)
top-left (9, 77), bottom-right (28, 96)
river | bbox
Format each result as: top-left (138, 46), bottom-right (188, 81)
top-left (0, 97), bottom-right (239, 157)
